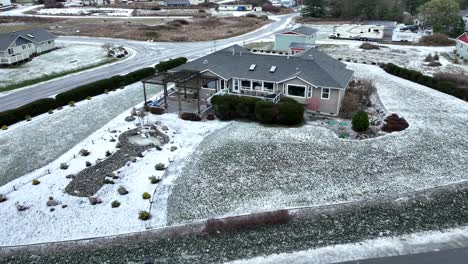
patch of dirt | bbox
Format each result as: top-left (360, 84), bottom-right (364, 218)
top-left (0, 16), bottom-right (269, 41)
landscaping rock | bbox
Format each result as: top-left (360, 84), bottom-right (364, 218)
top-left (125, 116), bottom-right (136, 122)
top-left (50, 208), bottom-right (55, 212)
top-left (62, 204), bottom-right (68, 209)
top-left (161, 125), bottom-right (169, 131)
top-left (170, 146), bottom-right (178, 152)
top-left (129, 156), bottom-right (137, 163)
top-left (118, 186), bottom-right (129, 195)
top-left (110, 130), bottom-right (117, 133)
top-left (46, 197), bottom-right (59, 207)
top-left (15, 202), bottom-right (28, 211)
top-left (0, 194), bottom-right (7, 203)
top-left (66, 174), bottom-right (75, 179)
top-left (89, 197), bottom-right (102, 205)
top-left (156, 146), bottom-right (162, 151)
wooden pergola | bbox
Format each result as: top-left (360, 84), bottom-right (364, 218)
top-left (141, 70), bottom-right (219, 114)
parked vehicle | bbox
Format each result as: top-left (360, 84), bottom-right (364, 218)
top-left (391, 24), bottom-right (432, 43)
top-left (328, 24), bottom-right (385, 41)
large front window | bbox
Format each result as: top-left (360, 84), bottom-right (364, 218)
top-left (252, 81), bottom-right (262, 90)
top-left (287, 85), bottom-right (306, 97)
top-left (263, 82), bottom-right (274, 92)
top-left (241, 80), bottom-right (251, 89)
top-left (206, 80), bottom-right (217, 89)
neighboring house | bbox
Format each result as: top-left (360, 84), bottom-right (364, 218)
top-left (171, 45), bottom-right (354, 115)
top-left (218, 4), bottom-right (253, 11)
top-left (274, 26), bottom-right (318, 52)
top-left (280, 0), bottom-right (295, 7)
top-left (459, 10), bottom-right (468, 30)
top-left (455, 32), bottom-right (468, 60)
top-left (0, 28), bottom-right (57, 66)
top-left (163, 0), bottom-right (191, 6)
top-left (0, 0), bottom-right (11, 7)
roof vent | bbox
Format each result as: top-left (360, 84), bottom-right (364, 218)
top-left (249, 64), bottom-right (256, 71)
top-left (203, 60), bottom-right (208, 64)
top-left (269, 66), bottom-right (277, 73)
top-left (27, 34), bottom-right (34, 38)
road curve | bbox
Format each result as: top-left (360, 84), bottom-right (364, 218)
top-left (0, 13), bottom-right (297, 112)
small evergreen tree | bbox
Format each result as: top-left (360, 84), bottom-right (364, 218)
top-left (302, 0), bottom-right (325, 17)
top-left (352, 111), bottom-right (370, 132)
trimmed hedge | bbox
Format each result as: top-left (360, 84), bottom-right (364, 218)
top-left (383, 63), bottom-right (468, 101)
top-left (0, 67), bottom-right (156, 127)
top-left (155, 57), bottom-right (188, 72)
top-left (352, 111), bottom-right (369, 132)
top-left (211, 95), bottom-right (304, 126)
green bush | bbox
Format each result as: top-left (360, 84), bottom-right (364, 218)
top-left (0, 98), bottom-right (57, 127)
top-left (149, 176), bottom-right (160, 184)
top-left (111, 200), bottom-right (120, 208)
top-left (155, 163), bottom-right (165, 170)
top-left (235, 97), bottom-right (260, 119)
top-left (352, 111), bottom-right (369, 132)
top-left (142, 192), bottom-right (151, 200)
top-left (255, 100), bottom-right (277, 124)
top-left (32, 179), bottom-right (40, 185)
top-left (139, 210), bottom-right (151, 220)
top-left (1, 125), bottom-right (7, 130)
top-left (277, 102), bottom-right (304, 126)
top-left (212, 95), bottom-right (239, 120)
top-left (155, 57), bottom-right (188, 72)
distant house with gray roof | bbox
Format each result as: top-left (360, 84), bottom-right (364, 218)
top-left (0, 28), bottom-right (57, 66)
top-left (274, 25), bottom-right (318, 54)
top-left (172, 45), bottom-right (354, 115)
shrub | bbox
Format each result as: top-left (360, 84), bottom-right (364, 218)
top-left (60, 163), bottom-right (69, 170)
top-left (68, 101), bottom-right (76, 107)
top-left (245, 13), bottom-right (257, 18)
top-left (212, 95), bottom-right (239, 120)
top-left (0, 98), bottom-right (56, 127)
top-left (155, 163), bottom-right (165, 170)
top-left (277, 102), bottom-right (304, 126)
top-left (359, 42), bottom-right (379, 50)
top-left (419, 33), bottom-right (455, 46)
top-left (381, 114), bottom-right (409, 133)
top-left (25, 115), bottom-right (31, 121)
top-left (79, 149), bottom-right (90, 156)
top-left (139, 210), bottom-right (151, 220)
top-left (149, 176), bottom-right (160, 184)
top-left (32, 179), bottom-right (40, 185)
top-left (85, 161), bottom-right (92, 167)
top-left (155, 57), bottom-right (188, 72)
top-left (142, 192), bottom-right (151, 199)
top-left (111, 200), bottom-right (120, 208)
top-left (180, 112), bottom-right (201, 121)
top-left (206, 113), bottom-right (215, 120)
top-left (0, 194), bottom-right (6, 203)
top-left (424, 53), bottom-right (434, 62)
top-left (255, 100), bottom-right (277, 124)
top-left (236, 97), bottom-right (260, 119)
top-left (105, 150), bottom-right (111, 157)
top-left (86, 96), bottom-right (92, 100)
top-left (352, 111), bottom-right (369, 132)
top-left (433, 53), bottom-right (440, 61)
top-left (1, 125), bottom-right (7, 130)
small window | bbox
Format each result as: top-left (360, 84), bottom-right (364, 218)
top-left (249, 64), bottom-right (256, 71)
top-left (307, 87), bottom-right (312, 97)
top-left (8, 48), bottom-right (13, 55)
top-left (22, 45), bottom-right (26, 49)
top-left (321, 88), bottom-right (330, 99)
top-left (263, 82), bottom-right (274, 92)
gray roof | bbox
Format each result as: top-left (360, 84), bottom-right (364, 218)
top-left (0, 28), bottom-right (57, 50)
top-left (280, 26), bottom-right (318, 36)
top-left (172, 45), bottom-right (354, 89)
top-left (164, 0), bottom-right (191, 5)
top-left (289, 42), bottom-right (315, 49)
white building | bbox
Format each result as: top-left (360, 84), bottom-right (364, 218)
top-left (218, 4), bottom-right (253, 11)
top-left (0, 0), bottom-right (12, 7)
top-left (0, 29), bottom-right (57, 66)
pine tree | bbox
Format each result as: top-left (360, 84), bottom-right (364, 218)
top-left (302, 0), bottom-right (325, 17)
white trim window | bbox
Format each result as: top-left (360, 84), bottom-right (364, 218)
top-left (7, 48), bottom-right (14, 55)
top-left (287, 84), bottom-right (306, 97)
top-left (307, 87), bottom-right (313, 98)
top-left (321, 88), bottom-right (330, 100)
top-left (233, 79), bottom-right (239, 92)
top-left (241, 80), bottom-right (251, 90)
top-left (263, 82), bottom-right (274, 92)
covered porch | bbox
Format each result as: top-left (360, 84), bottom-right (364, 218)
top-left (141, 70), bottom-right (221, 115)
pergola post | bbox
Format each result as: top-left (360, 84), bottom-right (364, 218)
top-left (163, 81), bottom-right (168, 111)
top-left (143, 82), bottom-right (147, 104)
top-left (177, 83), bottom-right (182, 114)
top-left (197, 77), bottom-right (201, 115)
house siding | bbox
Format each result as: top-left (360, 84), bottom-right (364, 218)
top-left (280, 78), bottom-right (342, 115)
top-left (456, 40), bottom-right (468, 60)
top-left (274, 34), bottom-right (315, 51)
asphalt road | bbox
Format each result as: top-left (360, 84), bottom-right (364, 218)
top-left (338, 247), bottom-right (468, 264)
top-left (0, 13), bottom-right (297, 112)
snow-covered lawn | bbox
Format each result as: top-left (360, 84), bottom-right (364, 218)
top-left (166, 64), bottom-right (468, 225)
top-left (36, 7), bottom-right (132, 16)
top-left (0, 41), bottom-right (113, 89)
top-left (0, 83), bottom-right (160, 186)
top-left (0, 84), bottom-right (228, 246)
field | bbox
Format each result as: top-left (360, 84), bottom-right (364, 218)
top-left (0, 16), bottom-right (269, 41)
top-left (0, 41), bottom-right (116, 91)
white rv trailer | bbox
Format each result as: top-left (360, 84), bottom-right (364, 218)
top-left (328, 24), bottom-right (385, 41)
top-left (391, 24), bottom-right (432, 42)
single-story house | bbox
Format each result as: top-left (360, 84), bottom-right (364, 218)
top-left (170, 45), bottom-right (354, 115)
top-left (0, 28), bottom-right (57, 66)
top-left (455, 32), bottom-right (468, 60)
top-left (0, 0), bottom-right (11, 7)
top-left (163, 0), bottom-right (191, 7)
top-left (218, 4), bottom-right (253, 11)
top-left (274, 26), bottom-right (318, 52)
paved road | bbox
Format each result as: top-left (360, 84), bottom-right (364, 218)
top-left (339, 247), bottom-right (468, 264)
top-left (0, 13), bottom-right (297, 112)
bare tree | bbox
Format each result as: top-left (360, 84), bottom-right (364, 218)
top-left (102, 43), bottom-right (114, 57)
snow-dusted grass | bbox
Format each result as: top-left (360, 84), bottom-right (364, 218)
top-left (166, 64), bottom-right (468, 225)
top-left (0, 83), bottom-right (160, 186)
top-left (0, 41), bottom-right (112, 89)
top-left (0, 97), bottom-right (228, 246)
top-left (36, 7), bottom-right (132, 16)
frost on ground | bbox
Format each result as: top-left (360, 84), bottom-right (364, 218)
top-left (0, 83), bottom-right (160, 186)
top-left (0, 100), bottom-right (226, 246)
top-left (167, 64), bottom-right (468, 225)
top-left (0, 41), bottom-right (112, 88)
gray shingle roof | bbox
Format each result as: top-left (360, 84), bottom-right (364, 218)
top-left (0, 28), bottom-right (57, 51)
top-left (172, 45), bottom-right (354, 89)
top-left (164, 0), bottom-right (191, 5)
top-left (280, 25), bottom-right (318, 36)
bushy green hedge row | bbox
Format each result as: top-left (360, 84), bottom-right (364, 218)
top-left (0, 67), bottom-right (155, 127)
top-left (211, 95), bottom-right (304, 126)
top-left (155, 57), bottom-right (188, 72)
top-left (383, 63), bottom-right (468, 101)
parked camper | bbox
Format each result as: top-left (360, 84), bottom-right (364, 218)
top-left (391, 24), bottom-right (432, 42)
top-left (328, 24), bottom-right (385, 41)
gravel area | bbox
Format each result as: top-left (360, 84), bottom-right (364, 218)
top-left (65, 127), bottom-right (169, 197)
top-left (3, 181), bottom-right (468, 264)
top-left (166, 64), bottom-right (468, 225)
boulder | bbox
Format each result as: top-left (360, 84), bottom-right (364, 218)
top-left (161, 125), bottom-right (169, 131)
top-left (65, 174), bottom-right (75, 179)
top-left (0, 194), bottom-right (7, 203)
top-left (156, 146), bottom-right (162, 151)
top-left (15, 202), bottom-right (29, 211)
top-left (170, 146), bottom-right (178, 152)
top-left (89, 197), bottom-right (102, 205)
top-left (46, 197), bottom-right (59, 207)
top-left (129, 156), bottom-right (137, 163)
top-left (118, 186), bottom-right (128, 195)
